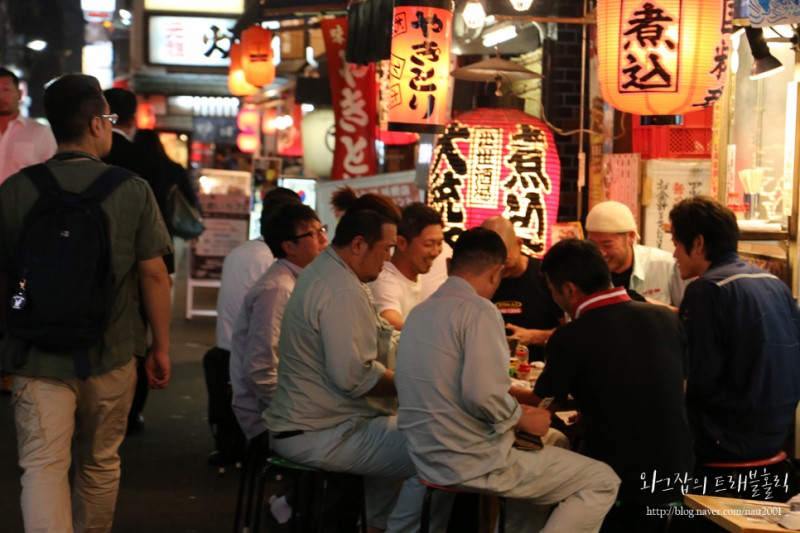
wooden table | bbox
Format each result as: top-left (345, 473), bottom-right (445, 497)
top-left (683, 494), bottom-right (790, 532)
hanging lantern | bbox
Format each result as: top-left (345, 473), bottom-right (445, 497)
top-left (236, 132), bottom-right (259, 154)
top-left (241, 25), bottom-right (275, 87)
top-left (597, 0), bottom-right (734, 115)
top-left (236, 107), bottom-right (260, 132)
top-left (228, 42), bottom-right (258, 97)
top-left (136, 101), bottom-right (156, 130)
top-left (387, 0), bottom-right (454, 134)
top-left (462, 0), bottom-right (486, 29)
top-left (261, 107), bottom-right (278, 135)
top-left (427, 108), bottom-right (561, 257)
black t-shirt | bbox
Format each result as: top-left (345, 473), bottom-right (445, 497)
top-left (535, 300), bottom-right (695, 505)
top-left (491, 257), bottom-right (563, 360)
top-left (611, 264), bottom-right (634, 291)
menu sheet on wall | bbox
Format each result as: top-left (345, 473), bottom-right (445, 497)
top-left (602, 153), bottom-right (641, 228)
top-left (642, 159), bottom-right (711, 253)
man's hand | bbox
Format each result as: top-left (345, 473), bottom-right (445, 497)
top-left (145, 346), bottom-right (171, 389)
top-left (506, 324), bottom-right (555, 346)
top-left (515, 404), bottom-right (551, 436)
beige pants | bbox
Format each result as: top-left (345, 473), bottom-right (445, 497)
top-left (12, 358), bottom-right (136, 533)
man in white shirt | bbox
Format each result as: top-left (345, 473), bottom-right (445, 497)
top-left (369, 203), bottom-right (444, 330)
top-left (203, 187), bottom-right (300, 466)
top-left (230, 203), bottom-right (328, 440)
top-left (585, 201), bottom-right (687, 308)
top-left (0, 68), bottom-right (57, 183)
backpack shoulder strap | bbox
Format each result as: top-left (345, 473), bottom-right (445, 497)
top-left (21, 163), bottom-right (61, 196)
top-left (81, 165), bottom-right (136, 202)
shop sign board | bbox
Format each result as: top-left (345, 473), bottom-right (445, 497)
top-left (144, 0), bottom-right (244, 14)
top-left (320, 17), bottom-right (378, 180)
top-left (191, 169), bottom-right (251, 280)
top-left (192, 116), bottom-right (238, 144)
top-left (147, 15), bottom-right (237, 68)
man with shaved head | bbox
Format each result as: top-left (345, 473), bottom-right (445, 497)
top-left (481, 216), bottom-right (563, 359)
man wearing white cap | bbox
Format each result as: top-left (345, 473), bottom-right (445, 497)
top-left (585, 201), bottom-right (687, 307)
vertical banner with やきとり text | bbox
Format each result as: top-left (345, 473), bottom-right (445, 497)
top-left (321, 18), bottom-right (378, 180)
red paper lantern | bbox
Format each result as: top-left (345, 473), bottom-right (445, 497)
top-left (228, 42), bottom-right (259, 97)
top-left (136, 101), bottom-right (156, 130)
top-left (427, 108), bottom-right (561, 257)
top-left (236, 107), bottom-right (260, 132)
top-left (237, 132), bottom-right (259, 154)
top-left (387, 0), bottom-right (454, 134)
top-left (597, 0), bottom-right (734, 115)
top-left (241, 25), bottom-right (275, 88)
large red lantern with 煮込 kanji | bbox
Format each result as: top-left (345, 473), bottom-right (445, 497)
top-left (241, 25), bottom-right (275, 88)
top-left (228, 42), bottom-right (259, 97)
top-left (387, 0), bottom-right (454, 134)
top-left (597, 0), bottom-right (734, 115)
top-left (427, 108), bottom-right (561, 257)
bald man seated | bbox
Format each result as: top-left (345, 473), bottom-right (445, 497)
top-left (481, 216), bottom-right (564, 360)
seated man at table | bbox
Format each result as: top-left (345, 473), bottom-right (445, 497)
top-left (670, 196), bottom-right (800, 462)
top-left (585, 200), bottom-right (686, 307)
top-left (396, 228), bottom-right (620, 533)
top-left (537, 239), bottom-right (694, 528)
top-left (482, 216), bottom-right (564, 361)
top-left (264, 205), bottom-right (444, 532)
top-left (229, 203), bottom-right (328, 441)
top-left (369, 203), bottom-right (444, 330)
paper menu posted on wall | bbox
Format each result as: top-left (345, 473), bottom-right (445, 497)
top-left (601, 153), bottom-right (640, 228)
top-left (642, 159), bottom-right (711, 253)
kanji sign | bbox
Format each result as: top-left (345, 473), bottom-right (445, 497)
top-left (597, 0), bottom-right (734, 115)
top-left (321, 18), bottom-right (378, 180)
top-left (387, 0), bottom-right (454, 134)
top-left (427, 108), bottom-right (561, 257)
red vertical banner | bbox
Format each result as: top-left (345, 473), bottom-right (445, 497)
top-left (321, 18), bottom-right (378, 180)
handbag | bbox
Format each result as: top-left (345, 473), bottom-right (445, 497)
top-left (166, 184), bottom-right (205, 239)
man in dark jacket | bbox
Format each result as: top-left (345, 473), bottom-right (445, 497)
top-left (670, 196), bottom-right (800, 462)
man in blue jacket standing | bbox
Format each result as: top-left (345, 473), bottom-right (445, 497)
top-left (669, 196), bottom-right (800, 462)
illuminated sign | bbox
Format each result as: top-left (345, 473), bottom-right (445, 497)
top-left (428, 108), bottom-right (561, 257)
top-left (597, 0), bottom-right (734, 115)
top-left (144, 0), bottom-right (244, 14)
top-left (147, 15), bottom-right (237, 68)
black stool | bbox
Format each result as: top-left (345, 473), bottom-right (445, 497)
top-left (232, 433), bottom-right (269, 533)
top-left (250, 454), bottom-right (368, 533)
top-left (420, 479), bottom-right (506, 533)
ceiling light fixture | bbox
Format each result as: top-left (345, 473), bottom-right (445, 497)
top-left (462, 0), bottom-right (486, 30)
top-left (482, 24), bottom-right (517, 48)
top-left (509, 0), bottom-right (534, 11)
top-left (745, 26), bottom-right (785, 80)
top-left (26, 40), bottom-right (47, 52)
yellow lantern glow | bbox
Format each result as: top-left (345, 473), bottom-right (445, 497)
top-left (228, 42), bottom-right (258, 97)
top-left (597, 0), bottom-right (733, 115)
top-left (387, 0), bottom-right (454, 134)
top-left (241, 25), bottom-right (275, 88)
top-left (236, 107), bottom-right (260, 132)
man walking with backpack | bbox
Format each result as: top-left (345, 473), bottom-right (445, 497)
top-left (0, 74), bottom-right (173, 532)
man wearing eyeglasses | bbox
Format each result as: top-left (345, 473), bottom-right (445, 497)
top-left (230, 203), bottom-right (328, 442)
top-left (0, 74), bottom-right (172, 533)
top-left (0, 67), bottom-right (57, 184)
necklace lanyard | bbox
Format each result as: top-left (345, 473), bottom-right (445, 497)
top-left (51, 151), bottom-right (104, 164)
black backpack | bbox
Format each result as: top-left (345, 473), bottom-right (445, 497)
top-left (7, 163), bottom-right (132, 352)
